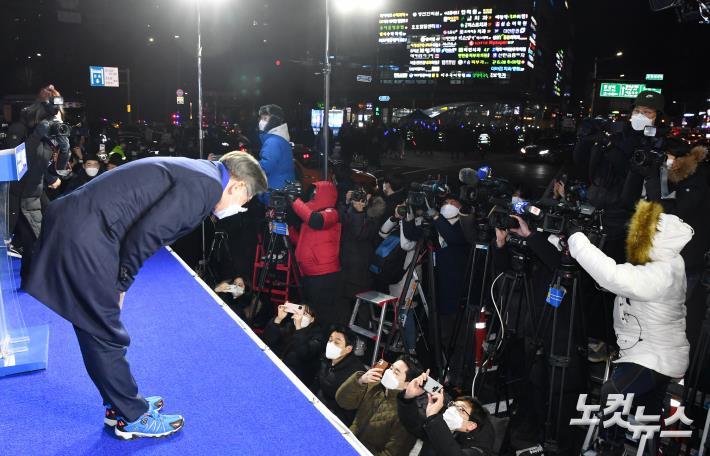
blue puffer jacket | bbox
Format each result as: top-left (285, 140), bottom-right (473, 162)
top-left (259, 123), bottom-right (295, 191)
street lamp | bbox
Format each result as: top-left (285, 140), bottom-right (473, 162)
top-left (322, 0), bottom-right (383, 179)
top-left (590, 50), bottom-right (623, 116)
top-left (191, 0), bottom-right (226, 274)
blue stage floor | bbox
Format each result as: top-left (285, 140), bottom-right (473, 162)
top-left (0, 248), bottom-right (368, 455)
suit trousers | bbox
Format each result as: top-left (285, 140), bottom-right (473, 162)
top-left (74, 325), bottom-right (148, 422)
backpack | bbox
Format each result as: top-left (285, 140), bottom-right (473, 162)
top-left (369, 233), bottom-right (406, 284)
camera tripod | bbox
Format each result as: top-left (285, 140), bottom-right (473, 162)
top-left (474, 242), bottom-right (537, 401)
top-left (384, 231), bottom-right (444, 378)
top-left (442, 238), bottom-right (493, 389)
top-left (530, 248), bottom-right (587, 455)
top-left (681, 274), bottom-right (710, 453)
top-left (250, 217), bottom-right (301, 320)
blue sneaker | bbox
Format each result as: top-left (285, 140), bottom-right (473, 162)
top-left (114, 409), bottom-right (184, 440)
top-left (104, 396), bottom-right (164, 426)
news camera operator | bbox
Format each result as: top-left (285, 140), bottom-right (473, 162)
top-left (337, 187), bottom-right (386, 324)
top-left (576, 91), bottom-right (666, 263)
top-left (7, 85), bottom-right (71, 286)
top-left (567, 200), bottom-right (693, 455)
top-left (397, 370), bottom-right (496, 456)
top-left (288, 181), bottom-right (342, 327)
top-left (491, 208), bottom-right (588, 447)
top-left (427, 198), bottom-right (470, 349)
top-left (263, 303), bottom-right (324, 389)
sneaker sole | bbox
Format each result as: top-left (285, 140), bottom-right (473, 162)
top-left (104, 400), bottom-right (164, 427)
top-left (114, 419), bottom-right (184, 440)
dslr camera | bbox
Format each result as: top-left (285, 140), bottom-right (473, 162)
top-left (405, 180), bottom-right (448, 214)
top-left (630, 126), bottom-right (667, 168)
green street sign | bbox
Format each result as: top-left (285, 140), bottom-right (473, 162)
top-left (599, 83), bottom-right (662, 98)
top-left (645, 73), bottom-right (664, 81)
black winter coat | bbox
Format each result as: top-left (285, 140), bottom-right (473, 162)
top-left (338, 197), bottom-right (386, 297)
top-left (262, 318), bottom-right (325, 389)
top-left (25, 157), bottom-right (224, 345)
top-left (316, 353), bottom-right (366, 426)
top-left (397, 392), bottom-right (496, 456)
top-left (433, 217), bottom-right (469, 315)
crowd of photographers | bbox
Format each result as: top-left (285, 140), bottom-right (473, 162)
top-left (6, 84), bottom-right (710, 456)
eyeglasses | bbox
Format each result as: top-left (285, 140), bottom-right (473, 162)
top-left (447, 401), bottom-right (471, 419)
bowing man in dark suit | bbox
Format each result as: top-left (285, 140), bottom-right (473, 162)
top-left (25, 151), bottom-right (267, 439)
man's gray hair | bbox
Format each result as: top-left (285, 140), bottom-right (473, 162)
top-left (219, 151), bottom-right (268, 197)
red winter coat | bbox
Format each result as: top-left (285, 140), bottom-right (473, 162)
top-left (290, 181), bottom-right (341, 277)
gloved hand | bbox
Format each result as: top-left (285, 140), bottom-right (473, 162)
top-left (426, 207), bottom-right (438, 219)
top-left (630, 161), bottom-right (658, 179)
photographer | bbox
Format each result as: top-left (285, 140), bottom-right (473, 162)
top-left (316, 325), bottom-right (365, 426)
top-left (257, 104), bottom-right (295, 196)
top-left (429, 199), bottom-right (470, 348)
top-left (397, 371), bottom-right (495, 456)
top-left (378, 203), bottom-right (424, 352)
top-left (8, 85), bottom-right (71, 286)
top-left (382, 174), bottom-right (407, 221)
top-left (335, 356), bottom-right (422, 456)
top-left (567, 200), bottom-right (692, 454)
top-left (578, 91), bottom-right (666, 263)
top-left (263, 304), bottom-right (324, 390)
top-left (337, 188), bottom-right (387, 324)
top-left (289, 181), bottom-right (342, 327)
top-left (623, 139), bottom-right (709, 290)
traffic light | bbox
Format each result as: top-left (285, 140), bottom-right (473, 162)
top-left (375, 106), bottom-right (381, 117)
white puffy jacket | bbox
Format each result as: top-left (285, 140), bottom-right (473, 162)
top-left (568, 213), bottom-right (693, 379)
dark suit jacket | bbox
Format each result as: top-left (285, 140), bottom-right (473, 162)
top-left (26, 157), bottom-right (224, 345)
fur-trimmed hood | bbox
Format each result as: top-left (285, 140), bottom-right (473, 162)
top-left (367, 195), bottom-right (387, 219)
top-left (625, 200), bottom-right (693, 265)
top-left (669, 145), bottom-right (707, 183)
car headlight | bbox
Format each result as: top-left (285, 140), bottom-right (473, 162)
top-left (520, 148), bottom-right (526, 154)
top-left (221, 142), bottom-right (230, 147)
top-left (539, 149), bottom-right (550, 155)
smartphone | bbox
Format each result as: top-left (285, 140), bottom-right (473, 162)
top-left (283, 302), bottom-right (304, 314)
top-left (373, 359), bottom-right (390, 371)
top-left (423, 376), bottom-right (443, 394)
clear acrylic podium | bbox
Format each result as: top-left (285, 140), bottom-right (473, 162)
top-left (0, 143), bottom-right (49, 377)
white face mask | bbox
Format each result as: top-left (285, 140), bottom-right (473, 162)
top-left (380, 368), bottom-right (402, 390)
top-left (213, 187), bottom-right (249, 219)
top-left (258, 119), bottom-right (269, 131)
top-left (630, 112), bottom-right (654, 131)
top-left (440, 204), bottom-right (460, 221)
top-left (224, 284), bottom-right (245, 299)
top-left (325, 342), bottom-right (342, 360)
top-left (665, 157), bottom-right (675, 168)
top-left (443, 406), bottom-right (465, 431)
top-left (85, 167), bottom-right (99, 177)
top-left (300, 315), bottom-right (312, 328)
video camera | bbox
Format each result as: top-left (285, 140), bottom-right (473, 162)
top-left (458, 166), bottom-right (513, 208)
top-left (404, 180), bottom-right (448, 213)
top-left (267, 180), bottom-right (302, 222)
top-left (488, 198), bottom-right (543, 230)
top-left (48, 121), bottom-right (72, 137)
top-left (537, 199), bottom-right (606, 248)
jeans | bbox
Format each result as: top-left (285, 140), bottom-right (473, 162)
top-left (599, 363), bottom-right (670, 452)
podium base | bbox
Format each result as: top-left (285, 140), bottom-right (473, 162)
top-left (0, 325), bottom-right (49, 377)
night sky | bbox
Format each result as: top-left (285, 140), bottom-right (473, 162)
top-left (1, 0), bottom-right (708, 122)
